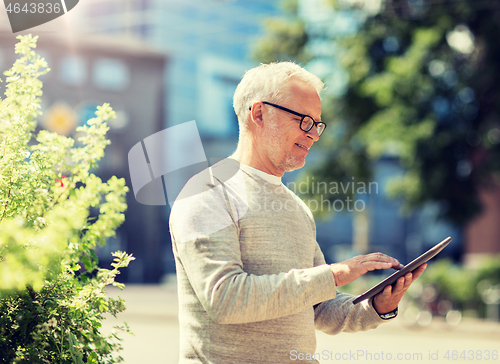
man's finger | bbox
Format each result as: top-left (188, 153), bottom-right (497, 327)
top-left (366, 253), bottom-right (402, 269)
top-left (394, 276), bottom-right (405, 291)
top-left (403, 273), bottom-right (413, 288)
top-left (382, 284), bottom-right (392, 296)
top-left (363, 261), bottom-right (398, 271)
top-left (411, 263), bottom-right (427, 281)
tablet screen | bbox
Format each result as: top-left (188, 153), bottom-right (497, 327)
top-left (352, 237), bottom-right (452, 304)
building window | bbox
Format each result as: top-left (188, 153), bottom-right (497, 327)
top-left (87, 0), bottom-right (122, 17)
top-left (59, 55), bottom-right (87, 87)
top-left (197, 55), bottom-right (247, 138)
top-left (132, 0), bottom-right (150, 11)
top-left (132, 24), bottom-right (151, 38)
top-left (92, 58), bottom-right (130, 91)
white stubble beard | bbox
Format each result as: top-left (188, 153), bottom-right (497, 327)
top-left (261, 120), bottom-right (305, 173)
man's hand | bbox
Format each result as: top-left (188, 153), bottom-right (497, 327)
top-left (330, 253), bottom-right (403, 287)
top-left (372, 263), bottom-right (427, 314)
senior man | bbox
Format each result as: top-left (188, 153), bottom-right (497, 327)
top-left (169, 62), bottom-right (426, 363)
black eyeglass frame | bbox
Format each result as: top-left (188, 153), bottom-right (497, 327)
top-left (249, 101), bottom-right (326, 136)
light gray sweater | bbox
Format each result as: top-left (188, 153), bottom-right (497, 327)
top-left (169, 158), bottom-right (389, 364)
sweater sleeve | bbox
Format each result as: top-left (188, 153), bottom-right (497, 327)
top-left (170, 178), bottom-right (337, 325)
top-left (312, 242), bottom-right (392, 334)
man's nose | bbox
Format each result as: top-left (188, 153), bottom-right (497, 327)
top-left (306, 126), bottom-right (320, 142)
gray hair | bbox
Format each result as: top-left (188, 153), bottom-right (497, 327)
top-left (233, 62), bottom-right (324, 136)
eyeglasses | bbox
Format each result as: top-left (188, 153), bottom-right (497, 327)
top-left (249, 101), bottom-right (326, 137)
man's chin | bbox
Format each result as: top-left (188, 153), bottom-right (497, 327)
top-left (282, 157), bottom-right (306, 173)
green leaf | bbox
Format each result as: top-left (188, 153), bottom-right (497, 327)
top-left (86, 352), bottom-right (98, 364)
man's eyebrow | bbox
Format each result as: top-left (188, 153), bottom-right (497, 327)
top-left (305, 114), bottom-right (321, 123)
top-left (298, 108), bottom-right (321, 123)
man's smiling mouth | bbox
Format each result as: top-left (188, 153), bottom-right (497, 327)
top-left (295, 143), bottom-right (309, 151)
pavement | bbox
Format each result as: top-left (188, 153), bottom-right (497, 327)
top-left (102, 280), bottom-right (500, 364)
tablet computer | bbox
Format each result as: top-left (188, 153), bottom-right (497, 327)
top-left (352, 237), bottom-right (452, 304)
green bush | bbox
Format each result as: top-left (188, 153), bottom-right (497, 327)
top-left (0, 35), bottom-right (133, 363)
top-left (419, 259), bottom-right (476, 305)
top-left (417, 258), bottom-right (500, 317)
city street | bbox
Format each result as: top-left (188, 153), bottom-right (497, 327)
top-left (102, 281), bottom-right (500, 364)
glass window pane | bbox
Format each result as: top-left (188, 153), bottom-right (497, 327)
top-left (92, 58), bottom-right (130, 91)
top-left (59, 55), bottom-right (87, 87)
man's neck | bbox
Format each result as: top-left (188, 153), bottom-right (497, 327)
top-left (231, 143), bottom-right (284, 177)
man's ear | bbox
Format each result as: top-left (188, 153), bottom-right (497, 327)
top-left (249, 102), bottom-right (265, 129)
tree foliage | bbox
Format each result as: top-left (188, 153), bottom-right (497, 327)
top-left (254, 0), bottom-right (500, 225)
top-left (0, 35), bottom-right (133, 363)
